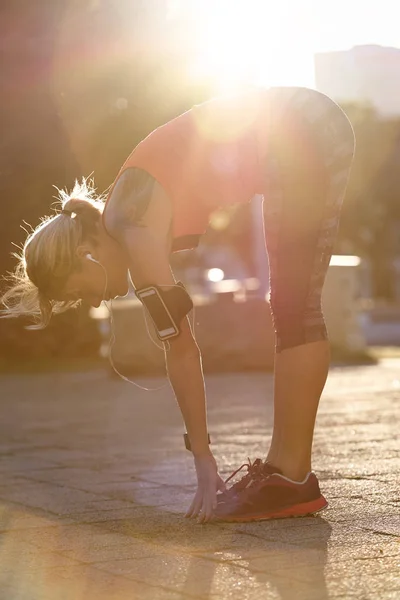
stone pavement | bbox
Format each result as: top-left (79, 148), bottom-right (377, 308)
top-left (0, 359), bottom-right (399, 600)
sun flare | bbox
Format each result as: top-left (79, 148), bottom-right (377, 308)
top-left (182, 0), bottom-right (316, 92)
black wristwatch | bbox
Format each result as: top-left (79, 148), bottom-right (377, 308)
top-left (184, 433), bottom-right (211, 452)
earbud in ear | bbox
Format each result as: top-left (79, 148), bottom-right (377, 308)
top-left (86, 253), bottom-right (98, 264)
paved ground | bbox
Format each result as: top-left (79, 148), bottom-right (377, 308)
top-left (0, 358), bottom-right (399, 600)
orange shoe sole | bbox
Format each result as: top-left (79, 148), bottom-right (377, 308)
top-left (217, 495), bottom-right (328, 522)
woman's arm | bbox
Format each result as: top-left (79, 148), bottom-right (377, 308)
top-left (104, 180), bottom-right (225, 520)
top-left (115, 227), bottom-right (226, 521)
top-left (121, 225), bottom-right (211, 457)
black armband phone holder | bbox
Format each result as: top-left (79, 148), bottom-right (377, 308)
top-left (162, 281), bottom-right (193, 324)
top-left (135, 280), bottom-right (193, 341)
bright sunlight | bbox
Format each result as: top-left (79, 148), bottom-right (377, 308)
top-left (181, 0), bottom-right (317, 92)
top-left (167, 0), bottom-right (400, 93)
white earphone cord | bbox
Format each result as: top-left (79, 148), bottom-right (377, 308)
top-left (96, 259), bottom-right (196, 392)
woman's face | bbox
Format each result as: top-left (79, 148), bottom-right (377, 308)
top-left (60, 232), bottom-right (130, 307)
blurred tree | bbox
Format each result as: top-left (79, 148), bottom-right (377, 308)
top-left (337, 103), bottom-right (400, 299)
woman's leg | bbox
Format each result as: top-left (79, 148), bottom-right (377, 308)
top-left (263, 88), bottom-right (355, 481)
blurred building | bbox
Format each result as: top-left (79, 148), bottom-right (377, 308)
top-left (315, 45), bottom-right (400, 117)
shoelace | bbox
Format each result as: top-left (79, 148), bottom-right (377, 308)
top-left (223, 458), bottom-right (266, 494)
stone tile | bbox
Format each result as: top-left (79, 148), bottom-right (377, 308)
top-left (291, 525), bottom-right (392, 548)
top-left (4, 524), bottom-right (161, 563)
top-left (325, 499), bottom-right (400, 522)
top-left (0, 474), bottom-right (34, 487)
top-left (67, 507), bottom-right (140, 524)
top-left (0, 536), bottom-right (84, 600)
top-left (299, 557), bottom-right (400, 583)
top-left (350, 515), bottom-right (400, 537)
top-left (326, 539), bottom-right (400, 562)
top-left (0, 482), bottom-right (135, 515)
top-left (13, 449), bottom-right (99, 463)
top-left (74, 480), bottom-right (163, 495)
top-left (17, 466), bottom-right (134, 486)
top-left (65, 482), bottom-right (194, 510)
top-left (99, 514), bottom-right (251, 553)
top-left (200, 544), bottom-right (327, 573)
top-left (1, 563), bottom-right (185, 600)
top-left (135, 468), bottom-right (197, 487)
top-left (0, 503), bottom-right (73, 531)
top-left (0, 456), bottom-right (58, 473)
top-left (0, 547), bottom-right (81, 576)
top-left (129, 487), bottom-right (194, 509)
top-left (94, 554), bottom-right (290, 600)
top-left (199, 537), bottom-right (400, 569)
top-left (320, 477), bottom-right (394, 497)
top-left (325, 573), bottom-right (400, 596)
top-left (157, 503), bottom-right (192, 515)
top-left (0, 580), bottom-right (59, 600)
top-left (1, 361), bottom-right (400, 599)
top-left (231, 555), bottom-right (400, 594)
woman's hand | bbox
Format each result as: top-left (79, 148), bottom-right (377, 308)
top-left (185, 451), bottom-right (227, 523)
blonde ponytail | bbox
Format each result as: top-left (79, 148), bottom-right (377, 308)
top-left (1, 178), bottom-right (105, 328)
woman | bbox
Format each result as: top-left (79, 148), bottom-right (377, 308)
top-left (1, 86), bottom-right (355, 523)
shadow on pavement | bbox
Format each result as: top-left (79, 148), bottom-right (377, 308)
top-left (86, 505), bottom-right (333, 599)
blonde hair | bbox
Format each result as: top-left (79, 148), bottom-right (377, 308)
top-left (0, 178), bottom-right (105, 328)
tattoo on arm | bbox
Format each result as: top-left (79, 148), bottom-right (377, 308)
top-left (105, 168), bottom-right (154, 236)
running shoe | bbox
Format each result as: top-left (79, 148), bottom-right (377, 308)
top-left (215, 471), bottom-right (328, 521)
top-left (218, 459), bottom-right (281, 502)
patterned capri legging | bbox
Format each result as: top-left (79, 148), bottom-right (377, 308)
top-left (261, 87), bottom-right (355, 352)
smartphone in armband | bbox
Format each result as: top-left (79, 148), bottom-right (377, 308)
top-left (136, 286), bottom-right (180, 341)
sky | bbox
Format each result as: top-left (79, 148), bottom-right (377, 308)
top-left (169, 0), bottom-right (400, 90)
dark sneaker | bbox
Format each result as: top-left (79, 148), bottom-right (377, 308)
top-left (218, 459), bottom-right (281, 502)
top-left (215, 471), bottom-right (328, 522)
